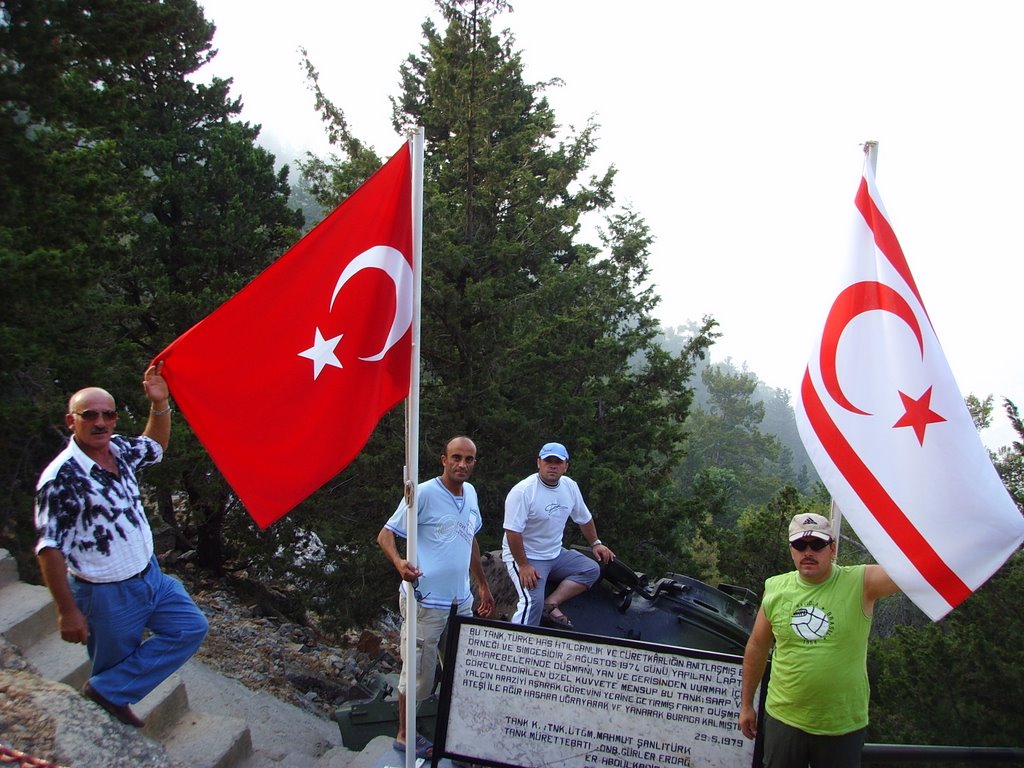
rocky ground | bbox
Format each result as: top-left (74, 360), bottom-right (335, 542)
top-left (0, 558), bottom-right (405, 767)
top-left (178, 547), bottom-right (520, 716)
top-left (1, 549), bottom-right (519, 766)
top-left (178, 563), bottom-right (405, 720)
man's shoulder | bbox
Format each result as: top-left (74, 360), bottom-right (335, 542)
top-left (118, 433), bottom-right (164, 470)
top-left (112, 433), bottom-right (159, 452)
top-left (559, 475), bottom-right (581, 492)
top-left (834, 563), bottom-right (869, 587)
top-left (507, 473), bottom-right (537, 495)
top-left (36, 441), bottom-right (78, 491)
top-left (764, 570), bottom-right (794, 591)
top-left (419, 477), bottom-right (449, 498)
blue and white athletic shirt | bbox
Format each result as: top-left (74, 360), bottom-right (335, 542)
top-left (35, 435), bottom-right (162, 582)
top-left (501, 474), bottom-right (592, 562)
top-left (384, 477), bottom-right (483, 610)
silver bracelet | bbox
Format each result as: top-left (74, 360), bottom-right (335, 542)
top-left (150, 405), bottom-right (172, 416)
top-left (590, 539), bottom-right (603, 547)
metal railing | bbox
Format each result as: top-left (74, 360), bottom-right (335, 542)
top-left (863, 744), bottom-right (1024, 764)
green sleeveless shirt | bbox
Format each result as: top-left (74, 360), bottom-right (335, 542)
top-left (762, 564), bottom-right (871, 735)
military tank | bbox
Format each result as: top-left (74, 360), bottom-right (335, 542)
top-left (545, 545), bottom-right (757, 655)
top-left (332, 547), bottom-right (758, 750)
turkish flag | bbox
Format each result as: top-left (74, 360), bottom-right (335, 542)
top-left (796, 153), bottom-right (1024, 619)
top-left (157, 144), bottom-right (414, 528)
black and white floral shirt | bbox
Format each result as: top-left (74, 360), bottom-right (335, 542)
top-left (35, 434), bottom-right (162, 582)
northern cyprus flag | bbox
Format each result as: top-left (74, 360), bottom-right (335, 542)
top-left (795, 147), bottom-right (1024, 620)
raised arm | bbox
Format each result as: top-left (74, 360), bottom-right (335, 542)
top-left (142, 361), bottom-right (171, 450)
top-left (863, 563), bottom-right (900, 614)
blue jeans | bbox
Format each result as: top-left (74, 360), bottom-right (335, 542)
top-left (71, 556), bottom-right (208, 706)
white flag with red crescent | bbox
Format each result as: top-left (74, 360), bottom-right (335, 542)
top-left (795, 153), bottom-right (1024, 620)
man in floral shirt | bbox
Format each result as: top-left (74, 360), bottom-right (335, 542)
top-left (34, 362), bottom-right (207, 728)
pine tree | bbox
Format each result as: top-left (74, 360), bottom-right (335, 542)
top-left (0, 0), bottom-right (302, 571)
top-left (288, 0), bottom-right (716, 626)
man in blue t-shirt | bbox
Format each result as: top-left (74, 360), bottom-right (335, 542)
top-left (377, 435), bottom-right (494, 760)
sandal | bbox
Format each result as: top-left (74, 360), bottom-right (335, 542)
top-left (393, 734), bottom-right (433, 759)
top-left (542, 603), bottom-right (573, 628)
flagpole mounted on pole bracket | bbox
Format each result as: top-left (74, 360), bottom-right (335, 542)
top-left (862, 140), bottom-right (878, 175)
top-left (402, 126), bottom-right (425, 768)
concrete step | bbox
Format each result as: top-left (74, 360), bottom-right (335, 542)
top-left (177, 659), bottom-right (340, 768)
top-left (158, 709), bottom-right (253, 768)
top-left (0, 550), bottom-right (324, 768)
top-left (22, 627), bottom-right (91, 688)
top-left (138, 674), bottom-right (192, 738)
top-left (137, 671), bottom-right (253, 768)
top-left (0, 549), bottom-right (19, 587)
top-left (0, 581), bottom-right (56, 650)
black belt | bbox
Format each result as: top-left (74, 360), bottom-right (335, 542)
top-left (74, 561), bottom-right (151, 585)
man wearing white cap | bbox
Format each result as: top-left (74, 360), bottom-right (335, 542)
top-left (502, 442), bottom-right (615, 627)
top-left (738, 513), bottom-right (900, 768)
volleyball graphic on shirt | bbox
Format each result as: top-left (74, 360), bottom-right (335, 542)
top-left (790, 605), bottom-right (830, 641)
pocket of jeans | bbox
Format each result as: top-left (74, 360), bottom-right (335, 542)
top-left (71, 579), bottom-right (93, 616)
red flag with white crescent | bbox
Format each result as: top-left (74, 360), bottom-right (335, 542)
top-left (157, 144), bottom-right (414, 528)
top-left (795, 151), bottom-right (1024, 620)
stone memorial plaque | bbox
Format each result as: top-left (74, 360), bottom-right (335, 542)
top-left (435, 618), bottom-right (757, 768)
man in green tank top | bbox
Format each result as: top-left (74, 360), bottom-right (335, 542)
top-left (738, 513), bottom-right (900, 768)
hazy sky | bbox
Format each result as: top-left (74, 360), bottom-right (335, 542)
top-left (194, 0), bottom-right (1022, 449)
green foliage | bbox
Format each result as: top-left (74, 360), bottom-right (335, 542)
top-left (679, 484), bottom-right (824, 593)
top-left (674, 364), bottom-right (797, 538)
top-left (728, 487), bottom-right (820, 594)
top-left (993, 398), bottom-right (1023, 511)
top-left (1, 0), bottom-right (302, 572)
top-left (869, 552), bottom-right (1024, 747)
top-left (756, 383), bottom-right (815, 490)
top-left (965, 393), bottom-right (995, 431)
top-left (278, 0), bottom-right (717, 621)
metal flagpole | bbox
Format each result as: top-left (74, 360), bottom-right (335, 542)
top-left (863, 139), bottom-right (878, 174)
top-left (829, 497), bottom-right (843, 559)
top-left (827, 140), bottom-right (879, 561)
top-left (403, 126), bottom-right (424, 768)
top-left (827, 141), bottom-right (878, 561)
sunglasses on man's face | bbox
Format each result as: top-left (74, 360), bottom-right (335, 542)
top-left (790, 538), bottom-right (832, 552)
top-left (73, 409), bottom-right (118, 421)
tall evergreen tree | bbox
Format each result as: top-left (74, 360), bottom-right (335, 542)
top-left (0, 0), bottom-right (302, 572)
top-left (391, 0), bottom-right (716, 570)
top-left (286, 0), bottom-right (717, 626)
top-left (675, 364), bottom-right (794, 523)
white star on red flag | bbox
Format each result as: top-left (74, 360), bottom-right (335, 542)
top-left (298, 327), bottom-right (344, 379)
